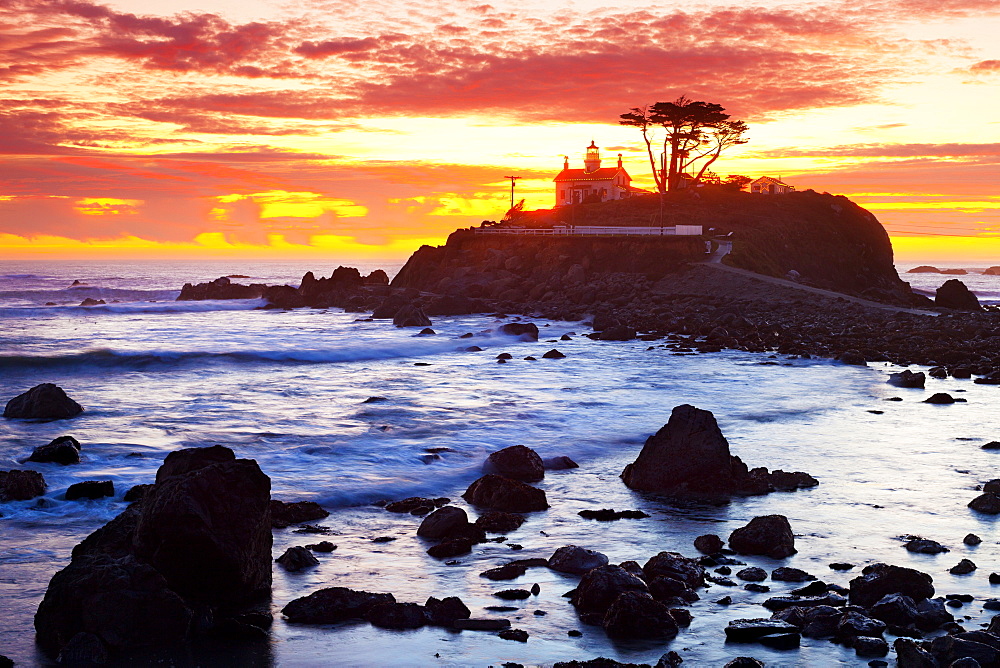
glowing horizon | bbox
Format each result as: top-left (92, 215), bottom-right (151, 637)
top-left (2, 0), bottom-right (999, 262)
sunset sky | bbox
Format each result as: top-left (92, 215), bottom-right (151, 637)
top-left (2, 0), bottom-right (999, 262)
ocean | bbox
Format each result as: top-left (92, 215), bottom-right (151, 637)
top-left (2, 260), bottom-right (1000, 667)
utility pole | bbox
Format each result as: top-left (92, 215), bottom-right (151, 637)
top-left (503, 175), bottom-right (521, 210)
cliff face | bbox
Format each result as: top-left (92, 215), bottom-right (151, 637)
top-left (391, 233), bottom-right (705, 302)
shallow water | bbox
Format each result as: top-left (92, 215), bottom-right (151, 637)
top-left (2, 261), bottom-right (1000, 667)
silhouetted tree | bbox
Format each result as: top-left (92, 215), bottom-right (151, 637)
top-left (620, 97), bottom-right (748, 192)
top-left (721, 174), bottom-right (753, 191)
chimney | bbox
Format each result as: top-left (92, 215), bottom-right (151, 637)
top-left (617, 153), bottom-right (623, 169)
top-left (563, 155), bottom-right (569, 170)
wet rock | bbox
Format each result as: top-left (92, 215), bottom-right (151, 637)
top-left (364, 601), bottom-right (427, 629)
top-left (481, 563), bottom-right (528, 581)
top-left (852, 636), bottom-right (889, 658)
top-left (275, 546), bottom-right (320, 572)
top-left (964, 534), bottom-right (982, 545)
top-left (542, 349), bottom-right (566, 359)
top-left (0, 469), bottom-right (46, 501)
top-left (427, 538), bottom-right (473, 558)
top-left (80, 298), bottom-right (106, 306)
top-left (417, 327), bottom-right (435, 336)
top-left (759, 632), bottom-right (800, 650)
top-left (643, 552), bottom-right (705, 589)
top-left (475, 511), bottom-right (526, 533)
top-left (870, 592), bottom-right (920, 626)
top-left (830, 562), bottom-right (855, 571)
top-left (4, 383), bottom-right (84, 419)
top-left (789, 581), bottom-right (828, 596)
top-left (724, 618), bottom-right (799, 642)
top-left (924, 393), bottom-right (958, 404)
top-left (154, 444), bottom-right (234, 482)
top-left (936, 279), bottom-right (982, 311)
top-left (178, 276), bottom-right (262, 301)
top-left (578, 509), bottom-right (650, 521)
top-left (571, 565), bottom-right (650, 614)
top-left (453, 618), bottom-right (510, 631)
top-left (837, 350), bottom-right (867, 366)
top-left (838, 611), bottom-right (886, 637)
top-left (549, 546), bottom-right (609, 575)
top-left (425, 596), bottom-right (470, 626)
top-left (495, 589), bottom-right (531, 600)
top-left (542, 456), bottom-right (579, 470)
top-left (893, 637), bottom-right (939, 667)
top-left (728, 515), bottom-right (796, 559)
top-left (270, 500), bottom-right (329, 528)
top-left (499, 628), bottom-right (529, 642)
top-left (306, 541), bottom-right (336, 552)
top-left (762, 593), bottom-right (846, 610)
top-left (65, 481), bottom-right (114, 501)
top-left (498, 323), bottom-right (539, 341)
top-left (34, 553), bottom-right (194, 655)
top-left (56, 631), bottom-right (109, 665)
top-left (850, 563), bottom-right (935, 608)
top-left (968, 493), bottom-right (1000, 514)
top-left (771, 567), bottom-right (814, 582)
top-left (483, 445), bottom-right (545, 482)
top-left (282, 587), bottom-right (395, 623)
top-left (950, 559), bottom-right (977, 575)
top-left (737, 567), bottom-right (767, 582)
top-left (694, 534), bottom-right (724, 554)
top-left (99, 450), bottom-right (271, 616)
top-left (598, 325), bottom-right (637, 341)
top-left (462, 474), bottom-right (548, 513)
top-left (888, 370), bottom-right (926, 388)
top-left (930, 634), bottom-right (1000, 666)
top-left (905, 538), bottom-right (950, 555)
top-left (392, 304), bottom-right (431, 327)
top-left (602, 591), bottom-right (678, 639)
top-left (723, 660), bottom-right (764, 668)
top-left (417, 506), bottom-right (470, 540)
top-left (27, 436), bottom-right (81, 465)
top-left (384, 497), bottom-right (439, 514)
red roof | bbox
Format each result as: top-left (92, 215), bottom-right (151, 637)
top-left (553, 167), bottom-right (629, 182)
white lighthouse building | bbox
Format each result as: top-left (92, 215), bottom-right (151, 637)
top-left (553, 141), bottom-right (639, 207)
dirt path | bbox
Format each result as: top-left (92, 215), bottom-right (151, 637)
top-left (694, 261), bottom-right (938, 316)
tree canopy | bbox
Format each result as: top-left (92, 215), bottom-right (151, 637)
top-left (620, 96), bottom-right (748, 192)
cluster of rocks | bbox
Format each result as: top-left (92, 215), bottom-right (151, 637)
top-left (621, 404), bottom-right (817, 497)
top-left (32, 445), bottom-right (273, 662)
top-left (968, 478), bottom-right (1000, 514)
top-left (282, 586), bottom-right (475, 631)
top-left (724, 561), bottom-right (1000, 665)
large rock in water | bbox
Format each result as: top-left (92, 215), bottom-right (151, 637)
top-left (935, 279), bottom-right (982, 311)
top-left (4, 384), bottom-right (83, 419)
top-left (34, 445), bottom-right (272, 659)
top-left (620, 404), bottom-right (748, 495)
top-left (393, 303), bottom-right (431, 327)
top-left (133, 449), bottom-right (272, 604)
top-left (28, 436), bottom-right (82, 465)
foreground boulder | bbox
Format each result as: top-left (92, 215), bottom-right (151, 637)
top-left (483, 445), bottom-right (544, 482)
top-left (462, 474), bottom-right (548, 512)
top-left (936, 279), bottom-right (982, 311)
top-left (34, 445), bottom-right (272, 659)
top-left (728, 515), bottom-right (796, 559)
top-left (602, 591), bottom-right (678, 639)
top-left (4, 384), bottom-right (83, 419)
top-left (571, 565), bottom-right (649, 613)
top-left (621, 405), bottom-right (814, 496)
top-left (0, 469), bottom-right (46, 501)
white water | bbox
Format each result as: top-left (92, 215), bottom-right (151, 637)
top-left (2, 261), bottom-right (1000, 667)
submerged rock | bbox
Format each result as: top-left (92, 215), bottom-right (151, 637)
top-left (65, 480), bottom-right (114, 501)
top-left (4, 383), bottom-right (83, 419)
top-left (498, 322), bottom-right (539, 341)
top-left (848, 563), bottom-right (935, 608)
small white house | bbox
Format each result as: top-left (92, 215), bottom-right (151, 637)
top-left (751, 176), bottom-right (795, 194)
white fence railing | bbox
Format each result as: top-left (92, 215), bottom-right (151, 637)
top-left (474, 225), bottom-right (703, 237)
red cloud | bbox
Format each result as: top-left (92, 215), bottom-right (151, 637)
top-left (970, 59), bottom-right (1000, 72)
top-left (754, 143), bottom-right (1000, 158)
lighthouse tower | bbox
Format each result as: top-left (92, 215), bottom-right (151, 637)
top-left (583, 141), bottom-right (601, 173)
